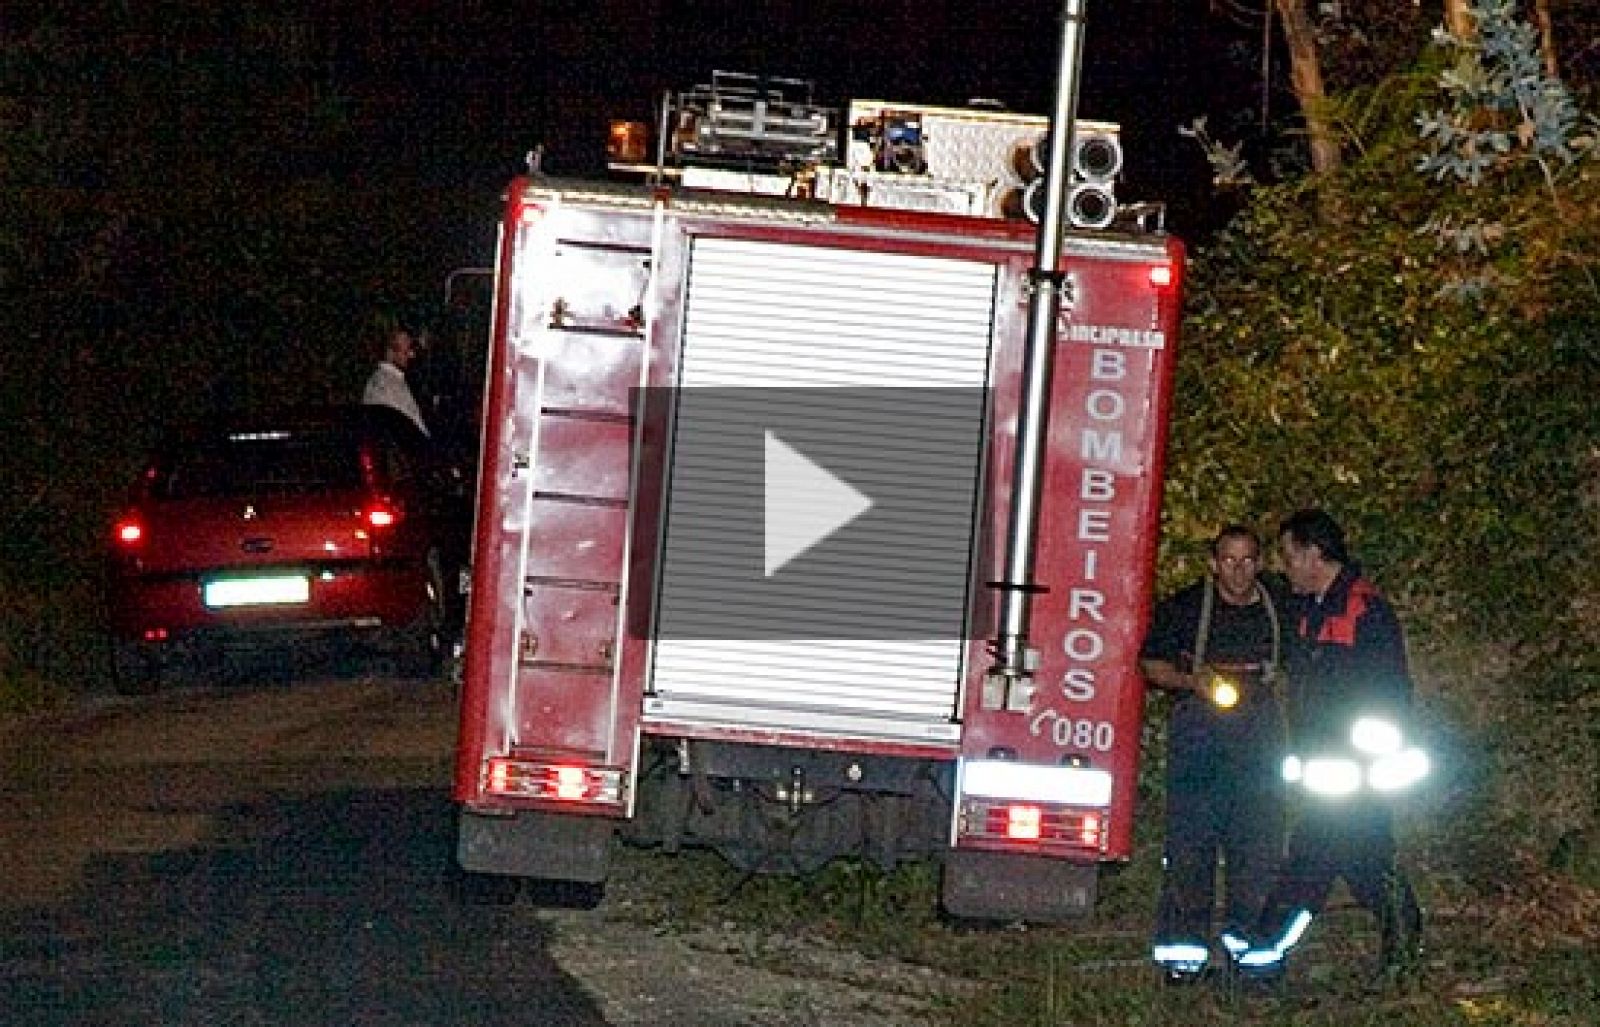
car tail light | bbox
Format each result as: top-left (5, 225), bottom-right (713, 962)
top-left (364, 503), bottom-right (400, 530)
top-left (114, 518), bottom-right (145, 546)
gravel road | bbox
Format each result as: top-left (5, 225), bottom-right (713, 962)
top-left (0, 674), bottom-right (961, 1025)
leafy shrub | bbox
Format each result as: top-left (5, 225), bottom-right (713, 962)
top-left (1163, 4), bottom-right (1599, 897)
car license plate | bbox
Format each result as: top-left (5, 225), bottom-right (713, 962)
top-left (203, 575), bottom-right (311, 608)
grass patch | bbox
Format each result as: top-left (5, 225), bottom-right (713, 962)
top-left (601, 835), bottom-right (1599, 1025)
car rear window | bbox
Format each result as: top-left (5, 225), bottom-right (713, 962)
top-left (155, 430), bottom-right (365, 500)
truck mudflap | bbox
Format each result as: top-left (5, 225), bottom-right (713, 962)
top-left (457, 808), bottom-right (614, 884)
top-left (940, 849), bottom-right (1097, 923)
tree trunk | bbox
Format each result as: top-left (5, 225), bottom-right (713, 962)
top-left (1443, 0), bottom-right (1475, 39)
top-left (1272, 0), bottom-right (1340, 176)
top-left (1531, 0), bottom-right (1559, 78)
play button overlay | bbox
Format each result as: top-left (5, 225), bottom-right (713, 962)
top-left (638, 387), bottom-right (988, 641)
top-left (764, 431), bottom-right (873, 577)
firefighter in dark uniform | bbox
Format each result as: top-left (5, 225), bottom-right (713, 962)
top-left (1235, 509), bottom-right (1423, 982)
top-left (1140, 524), bottom-right (1286, 982)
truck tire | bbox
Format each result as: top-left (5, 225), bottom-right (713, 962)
top-left (940, 850), bottom-right (1098, 924)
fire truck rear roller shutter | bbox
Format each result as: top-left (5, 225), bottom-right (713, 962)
top-left (647, 237), bottom-right (998, 743)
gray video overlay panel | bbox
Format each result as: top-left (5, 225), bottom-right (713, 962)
top-left (643, 387), bottom-right (989, 641)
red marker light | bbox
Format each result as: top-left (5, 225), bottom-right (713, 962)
top-left (1149, 265), bottom-right (1173, 288)
top-left (365, 505), bottom-right (398, 529)
top-left (115, 520), bottom-right (144, 545)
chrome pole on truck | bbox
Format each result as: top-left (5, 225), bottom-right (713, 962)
top-left (987, 0), bottom-right (1089, 709)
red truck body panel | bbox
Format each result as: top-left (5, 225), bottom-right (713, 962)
top-left (454, 177), bottom-right (1182, 869)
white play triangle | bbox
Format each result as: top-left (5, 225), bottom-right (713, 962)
top-left (763, 431), bottom-right (874, 577)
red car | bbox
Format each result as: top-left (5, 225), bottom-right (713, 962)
top-left (107, 405), bottom-right (465, 691)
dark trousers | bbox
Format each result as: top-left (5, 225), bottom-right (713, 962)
top-left (1256, 801), bottom-right (1421, 961)
top-left (1155, 766), bottom-right (1283, 944)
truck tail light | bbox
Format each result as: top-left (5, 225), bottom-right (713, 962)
top-left (483, 758), bottom-right (625, 805)
top-left (1007, 805), bottom-right (1043, 841)
top-left (957, 758), bottom-right (1110, 852)
top-left (965, 799), bottom-right (1106, 851)
top-left (1148, 264), bottom-right (1174, 288)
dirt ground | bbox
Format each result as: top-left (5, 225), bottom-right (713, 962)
top-left (539, 907), bottom-right (965, 1026)
top-left (0, 675), bottom-right (969, 1025)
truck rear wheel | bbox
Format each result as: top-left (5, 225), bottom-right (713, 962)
top-left (940, 850), bottom-right (1098, 924)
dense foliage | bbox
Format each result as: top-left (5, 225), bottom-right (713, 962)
top-left (1162, 3), bottom-right (1599, 907)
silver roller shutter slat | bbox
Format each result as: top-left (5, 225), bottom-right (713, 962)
top-left (646, 236), bottom-right (998, 743)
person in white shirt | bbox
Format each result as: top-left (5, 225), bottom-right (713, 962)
top-left (362, 326), bottom-right (429, 436)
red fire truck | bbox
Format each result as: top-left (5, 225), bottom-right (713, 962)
top-left (453, 85), bottom-right (1183, 921)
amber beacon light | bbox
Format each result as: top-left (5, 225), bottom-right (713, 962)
top-left (606, 120), bottom-right (649, 165)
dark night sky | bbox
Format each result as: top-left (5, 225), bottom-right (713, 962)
top-left (334, 0), bottom-right (1263, 236)
top-left (5, 0), bottom-right (1268, 242)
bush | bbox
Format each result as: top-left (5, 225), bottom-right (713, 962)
top-left (1164, 12), bottom-right (1600, 901)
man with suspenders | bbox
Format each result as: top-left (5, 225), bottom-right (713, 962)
top-left (1140, 525), bottom-right (1288, 983)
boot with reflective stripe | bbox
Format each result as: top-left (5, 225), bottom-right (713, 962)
top-left (1235, 908), bottom-right (1313, 975)
top-left (1152, 939), bottom-right (1210, 984)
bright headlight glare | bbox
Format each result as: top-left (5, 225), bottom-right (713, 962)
top-left (1350, 717), bottom-right (1403, 756)
top-left (1280, 755), bottom-right (1303, 783)
top-left (1369, 747), bottom-right (1430, 792)
top-left (1301, 757), bottom-right (1363, 797)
